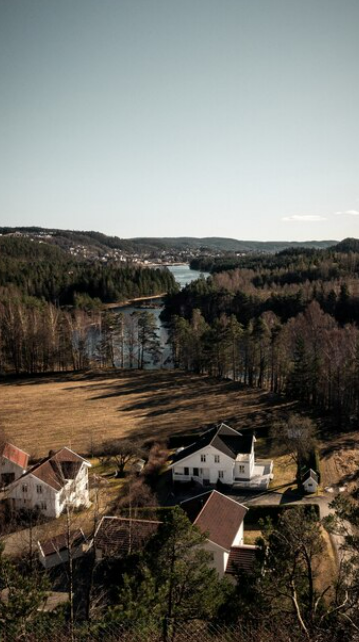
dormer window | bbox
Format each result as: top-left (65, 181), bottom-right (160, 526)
top-left (200, 454), bottom-right (206, 462)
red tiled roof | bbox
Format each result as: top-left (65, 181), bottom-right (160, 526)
top-left (225, 545), bottom-right (257, 575)
top-left (181, 491), bottom-right (247, 550)
top-left (0, 442), bottom-right (29, 469)
top-left (95, 517), bottom-right (160, 556)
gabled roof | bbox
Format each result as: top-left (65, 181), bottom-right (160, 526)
top-left (180, 490), bottom-right (247, 551)
top-left (94, 516), bottom-right (161, 556)
top-left (225, 545), bottom-right (257, 575)
top-left (169, 423), bottom-right (254, 466)
top-left (0, 442), bottom-right (29, 469)
top-left (38, 529), bottom-right (87, 557)
top-left (302, 469), bottom-right (319, 483)
top-left (18, 447), bottom-right (90, 492)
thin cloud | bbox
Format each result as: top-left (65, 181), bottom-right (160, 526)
top-left (282, 215), bottom-right (327, 222)
top-left (335, 209), bottom-right (359, 216)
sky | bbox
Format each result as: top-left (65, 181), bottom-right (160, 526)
top-left (0, 0), bottom-right (358, 241)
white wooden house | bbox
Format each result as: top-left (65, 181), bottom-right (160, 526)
top-left (7, 447), bottom-right (91, 519)
top-left (180, 490), bottom-right (256, 578)
top-left (0, 442), bottom-right (29, 487)
top-left (169, 423), bottom-right (258, 486)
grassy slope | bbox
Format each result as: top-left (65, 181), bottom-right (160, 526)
top-left (0, 370), bottom-right (293, 458)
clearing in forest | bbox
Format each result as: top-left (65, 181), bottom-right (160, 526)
top-left (0, 370), bottom-right (294, 458)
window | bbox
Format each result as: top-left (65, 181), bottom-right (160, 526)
top-left (184, 467), bottom-right (189, 476)
top-left (22, 484), bottom-right (28, 493)
top-left (214, 455), bottom-right (220, 463)
top-left (40, 502), bottom-right (47, 510)
top-left (36, 485), bottom-right (43, 494)
top-left (200, 454), bottom-right (206, 462)
top-left (218, 471), bottom-right (224, 479)
top-left (239, 465), bottom-right (245, 474)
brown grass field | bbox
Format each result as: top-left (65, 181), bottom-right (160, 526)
top-left (0, 369), bottom-right (295, 458)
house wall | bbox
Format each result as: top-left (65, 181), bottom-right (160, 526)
top-left (8, 463), bottom-right (90, 519)
top-left (303, 479), bottom-right (318, 494)
top-left (0, 458), bottom-right (26, 486)
top-left (202, 539), bottom-right (228, 577)
top-left (8, 475), bottom-right (59, 518)
top-left (234, 448), bottom-right (255, 480)
top-left (231, 522), bottom-right (244, 546)
top-left (172, 445), bottom-right (234, 485)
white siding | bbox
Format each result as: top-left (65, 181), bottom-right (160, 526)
top-left (172, 445), bottom-right (235, 485)
top-left (0, 458), bottom-right (26, 485)
top-left (231, 522), bottom-right (244, 546)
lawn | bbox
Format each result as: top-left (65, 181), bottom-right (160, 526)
top-left (0, 369), bottom-right (293, 458)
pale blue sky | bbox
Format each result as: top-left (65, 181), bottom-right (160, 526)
top-left (0, 0), bottom-right (358, 241)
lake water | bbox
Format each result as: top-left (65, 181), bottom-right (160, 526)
top-left (109, 264), bottom-right (208, 368)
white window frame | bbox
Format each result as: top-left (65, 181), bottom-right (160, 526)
top-left (218, 470), bottom-right (224, 479)
top-left (200, 454), bottom-right (206, 462)
top-left (214, 454), bottom-right (220, 463)
top-left (36, 485), bottom-right (43, 494)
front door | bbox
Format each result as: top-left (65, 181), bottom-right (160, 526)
top-left (193, 467), bottom-right (199, 477)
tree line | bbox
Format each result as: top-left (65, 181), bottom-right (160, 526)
top-left (165, 245), bottom-right (359, 429)
top-left (0, 296), bottom-right (164, 375)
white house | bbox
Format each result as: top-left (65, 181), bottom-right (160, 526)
top-left (0, 442), bottom-right (29, 487)
top-left (7, 447), bottom-right (91, 519)
top-left (302, 469), bottom-right (319, 494)
top-left (180, 490), bottom-right (256, 578)
top-left (169, 423), bottom-right (265, 487)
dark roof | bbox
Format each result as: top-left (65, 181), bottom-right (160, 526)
top-left (169, 423), bottom-right (253, 465)
top-left (38, 529), bottom-right (87, 557)
top-left (225, 545), bottom-right (257, 575)
top-left (302, 469), bottom-right (319, 483)
top-left (181, 490), bottom-right (247, 550)
top-left (94, 517), bottom-right (161, 557)
top-left (0, 442), bottom-right (29, 469)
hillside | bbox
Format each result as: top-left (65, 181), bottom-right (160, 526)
top-left (0, 226), bottom-right (337, 257)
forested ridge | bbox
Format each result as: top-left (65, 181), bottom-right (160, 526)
top-left (166, 242), bottom-right (359, 428)
top-left (0, 237), bottom-right (176, 305)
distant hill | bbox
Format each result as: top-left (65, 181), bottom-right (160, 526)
top-left (133, 236), bottom-right (337, 253)
top-left (332, 237), bottom-right (359, 253)
top-left (0, 227), bottom-right (338, 256)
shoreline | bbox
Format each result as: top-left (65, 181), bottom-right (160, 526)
top-left (102, 293), bottom-right (166, 310)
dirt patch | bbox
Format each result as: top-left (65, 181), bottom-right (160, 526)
top-left (0, 370), bottom-right (293, 458)
top-left (320, 432), bottom-right (359, 491)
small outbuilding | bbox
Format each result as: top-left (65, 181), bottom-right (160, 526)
top-left (302, 469), bottom-right (319, 494)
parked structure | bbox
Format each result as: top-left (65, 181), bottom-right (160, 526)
top-left (0, 442), bottom-right (29, 487)
top-left (180, 490), bottom-right (256, 578)
top-left (7, 447), bottom-right (91, 518)
top-left (302, 469), bottom-right (319, 494)
top-left (94, 516), bottom-right (160, 560)
top-left (38, 529), bottom-right (90, 569)
top-left (168, 423), bottom-right (273, 489)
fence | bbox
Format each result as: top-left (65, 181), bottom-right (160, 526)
top-left (2, 619), bottom-right (359, 642)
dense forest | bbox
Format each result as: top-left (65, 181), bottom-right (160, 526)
top-left (166, 242), bottom-right (359, 428)
top-left (0, 237), bottom-right (176, 305)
